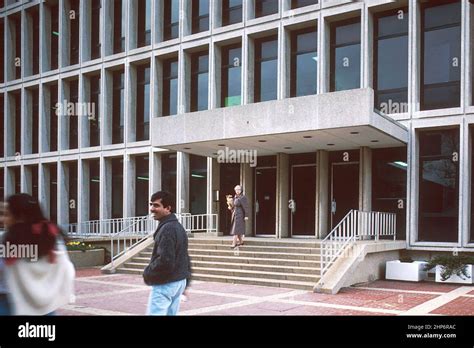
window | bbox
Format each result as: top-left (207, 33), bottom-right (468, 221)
top-left (221, 44), bottom-right (242, 107)
top-left (190, 51), bottom-right (209, 112)
top-left (29, 7), bottom-right (40, 74)
top-left (330, 18), bottom-right (361, 92)
top-left (0, 169), bottom-right (4, 204)
top-left (49, 164), bottom-right (57, 223)
top-left (49, 84), bottom-right (58, 152)
top-left (69, 0), bottom-right (80, 65)
top-left (372, 147), bottom-right (407, 240)
top-left (113, 0), bottom-right (126, 53)
top-left (13, 92), bottom-right (21, 155)
top-left (222, 0), bottom-right (242, 26)
top-left (162, 153), bottom-right (177, 200)
top-left (136, 65), bottom-right (151, 141)
top-left (135, 156), bottom-right (149, 216)
top-left (112, 158), bottom-right (123, 219)
top-left (164, 0), bottom-right (179, 41)
top-left (90, 75), bottom-right (101, 147)
top-left (291, 0), bottom-right (318, 9)
top-left (30, 165), bottom-right (38, 200)
top-left (421, 1), bottom-right (461, 110)
top-left (192, 0), bottom-right (209, 34)
top-left (91, 0), bottom-right (101, 60)
top-left (69, 80), bottom-right (79, 149)
top-left (190, 155), bottom-right (207, 214)
top-left (255, 36), bottom-right (278, 102)
top-left (68, 162), bottom-right (78, 224)
top-left (31, 89), bottom-right (39, 154)
top-left (418, 128), bottom-right (459, 242)
top-left (0, 94), bottom-right (3, 158)
top-left (291, 27), bottom-right (317, 97)
top-left (13, 166), bottom-right (20, 194)
top-left (112, 70), bottom-right (124, 144)
top-left (89, 160), bottom-right (100, 221)
top-left (163, 58), bottom-right (179, 116)
top-left (0, 19), bottom-right (4, 83)
top-left (11, 14), bottom-right (21, 80)
top-left (50, 4), bottom-right (59, 70)
top-left (137, 0), bottom-right (151, 47)
top-left (255, 0), bottom-right (278, 18)
top-left (374, 8), bottom-right (408, 113)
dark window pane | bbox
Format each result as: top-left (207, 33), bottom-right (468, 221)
top-left (222, 0), bottom-right (242, 26)
top-left (164, 0), bottom-right (180, 41)
top-left (291, 28), bottom-right (317, 97)
top-left (138, 0), bottom-right (151, 47)
top-left (113, 70), bottom-right (125, 144)
top-left (190, 155), bottom-right (207, 215)
top-left (421, 1), bottom-right (461, 110)
top-left (14, 93), bottom-right (21, 154)
top-left (255, 36), bottom-right (278, 102)
top-left (221, 44), bottom-right (242, 107)
top-left (191, 52), bottom-right (209, 112)
top-left (471, 125), bottom-right (474, 242)
top-left (135, 156), bottom-right (149, 216)
top-left (162, 153), bottom-right (177, 199)
top-left (89, 160), bottom-right (100, 221)
top-left (0, 19), bottom-right (4, 83)
top-left (51, 4), bottom-right (59, 70)
top-left (163, 58), bottom-right (179, 116)
top-left (136, 65), bottom-right (150, 141)
top-left (418, 129), bottom-right (459, 243)
top-left (112, 158), bottom-right (123, 218)
top-left (291, 0), bottom-right (318, 9)
top-left (49, 164), bottom-right (57, 223)
top-left (50, 85), bottom-right (58, 152)
top-left (91, 0), bottom-right (101, 59)
top-left (255, 0), bottom-right (278, 17)
top-left (0, 95), bottom-right (4, 157)
top-left (69, 80), bottom-right (79, 149)
top-left (331, 19), bottom-right (361, 92)
top-left (68, 162), bottom-right (78, 224)
top-left (90, 75), bottom-right (101, 146)
top-left (31, 165), bottom-right (38, 201)
top-left (70, 0), bottom-right (80, 64)
top-left (192, 0), bottom-right (209, 33)
top-left (374, 9), bottom-right (408, 113)
top-left (113, 0), bottom-right (125, 53)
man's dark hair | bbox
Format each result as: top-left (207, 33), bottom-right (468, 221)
top-left (150, 191), bottom-right (175, 212)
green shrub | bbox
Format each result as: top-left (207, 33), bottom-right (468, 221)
top-left (424, 255), bottom-right (474, 281)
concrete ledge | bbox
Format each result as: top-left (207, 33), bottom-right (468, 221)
top-left (69, 249), bottom-right (105, 268)
top-left (314, 240), bottom-right (407, 294)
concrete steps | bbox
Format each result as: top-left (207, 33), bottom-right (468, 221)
top-left (116, 237), bottom-right (321, 291)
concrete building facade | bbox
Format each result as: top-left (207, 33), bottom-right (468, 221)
top-left (1, 0), bottom-right (474, 253)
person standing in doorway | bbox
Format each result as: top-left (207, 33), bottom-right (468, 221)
top-left (144, 191), bottom-right (191, 316)
top-left (229, 185), bottom-right (250, 248)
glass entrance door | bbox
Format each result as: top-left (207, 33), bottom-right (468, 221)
top-left (255, 167), bottom-right (276, 236)
top-left (331, 162), bottom-right (359, 228)
top-left (290, 164), bottom-right (316, 236)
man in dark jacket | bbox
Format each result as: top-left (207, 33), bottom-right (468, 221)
top-left (143, 191), bottom-right (191, 315)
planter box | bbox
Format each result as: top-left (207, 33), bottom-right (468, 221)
top-left (385, 260), bottom-right (428, 282)
top-left (68, 249), bottom-right (105, 268)
top-left (435, 265), bottom-right (474, 284)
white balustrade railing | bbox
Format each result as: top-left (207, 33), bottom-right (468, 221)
top-left (320, 210), bottom-right (396, 279)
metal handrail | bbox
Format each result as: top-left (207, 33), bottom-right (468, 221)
top-left (320, 210), bottom-right (397, 279)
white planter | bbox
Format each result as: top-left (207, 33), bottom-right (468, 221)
top-left (385, 260), bottom-right (428, 282)
top-left (435, 265), bottom-right (474, 284)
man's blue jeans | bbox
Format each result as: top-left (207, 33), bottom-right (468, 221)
top-left (146, 279), bottom-right (187, 316)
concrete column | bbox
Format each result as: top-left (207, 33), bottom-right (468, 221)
top-left (100, 156), bottom-right (110, 220)
top-left (460, 120), bottom-right (469, 246)
top-left (58, 0), bottom-right (65, 68)
top-left (103, 69), bottom-right (112, 145)
top-left (241, 163), bottom-right (254, 236)
top-left (207, 158), bottom-right (221, 234)
top-left (316, 150), bottom-right (329, 238)
top-left (78, 159), bottom-right (88, 225)
top-left (176, 152), bottom-right (190, 214)
top-left (57, 161), bottom-right (68, 227)
top-left (124, 154), bottom-right (134, 218)
top-left (78, 74), bottom-right (86, 148)
top-left (58, 79), bottom-right (67, 151)
top-left (20, 88), bottom-right (27, 156)
top-left (361, 0), bottom-right (369, 89)
top-left (39, 163), bottom-right (49, 218)
top-left (276, 153), bottom-right (289, 239)
top-left (103, 0), bottom-right (113, 56)
top-left (24, 90), bottom-right (33, 155)
top-left (321, 13), bottom-right (330, 93)
top-left (242, 32), bottom-right (250, 104)
top-left (359, 146), bottom-right (372, 212)
top-left (151, 151), bottom-right (162, 194)
top-left (23, 165), bottom-right (32, 194)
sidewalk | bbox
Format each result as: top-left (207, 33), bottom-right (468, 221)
top-left (57, 268), bottom-right (474, 316)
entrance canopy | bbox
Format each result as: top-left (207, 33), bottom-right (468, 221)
top-left (151, 88), bottom-right (408, 157)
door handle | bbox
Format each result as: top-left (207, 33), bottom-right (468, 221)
top-left (255, 200), bottom-right (259, 214)
top-left (331, 200), bottom-right (337, 214)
